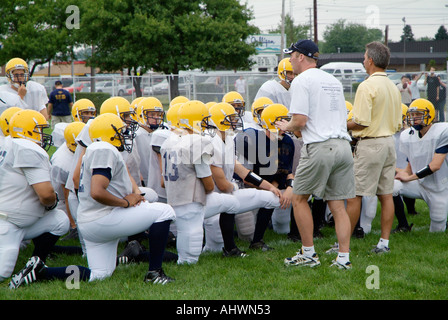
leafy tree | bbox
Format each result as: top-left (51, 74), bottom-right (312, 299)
top-left (435, 25), bottom-right (448, 40)
top-left (0, 0), bottom-right (77, 75)
top-left (77, 0), bottom-right (259, 97)
top-left (321, 19), bottom-right (382, 53)
top-left (268, 14), bottom-right (309, 47)
top-left (401, 24), bottom-right (415, 42)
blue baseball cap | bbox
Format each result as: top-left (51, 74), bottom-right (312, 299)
top-left (283, 40), bottom-right (319, 60)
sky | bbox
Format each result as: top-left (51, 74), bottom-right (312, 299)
top-left (241, 0), bottom-right (448, 42)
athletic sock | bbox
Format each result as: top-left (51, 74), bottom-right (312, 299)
top-left (302, 245), bottom-right (315, 257)
top-left (219, 213), bottom-right (237, 252)
top-left (147, 220), bottom-right (171, 271)
top-left (337, 252), bottom-right (350, 265)
top-left (377, 238), bottom-right (389, 249)
top-left (393, 195), bottom-right (409, 228)
top-left (32, 232), bottom-right (61, 263)
top-left (251, 208), bottom-right (274, 244)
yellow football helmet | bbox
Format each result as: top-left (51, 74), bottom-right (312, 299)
top-left (100, 96), bottom-right (138, 132)
top-left (347, 110), bottom-right (353, 121)
top-left (222, 91), bottom-right (245, 116)
top-left (207, 102), bottom-right (243, 133)
top-left (137, 97), bottom-right (165, 130)
top-left (89, 113), bottom-right (134, 152)
top-left (130, 97), bottom-right (146, 122)
top-left (72, 98), bottom-right (96, 123)
top-left (9, 109), bottom-right (53, 150)
top-left (166, 102), bottom-right (184, 129)
top-left (0, 106), bottom-right (22, 136)
top-left (406, 98), bottom-right (436, 128)
top-left (178, 100), bottom-right (209, 134)
top-left (277, 58), bottom-right (294, 84)
top-left (251, 97), bottom-right (273, 125)
top-left (260, 104), bottom-right (290, 132)
top-left (401, 103), bottom-right (408, 122)
top-left (64, 122), bottom-right (86, 153)
top-left (205, 101), bottom-right (217, 110)
top-left (5, 58), bottom-right (29, 86)
top-left (345, 101), bottom-right (353, 115)
top-left (170, 95), bottom-right (189, 108)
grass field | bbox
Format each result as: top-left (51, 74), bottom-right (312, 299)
top-left (1, 198), bottom-right (447, 302)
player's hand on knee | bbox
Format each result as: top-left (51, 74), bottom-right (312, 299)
top-left (124, 193), bottom-right (146, 207)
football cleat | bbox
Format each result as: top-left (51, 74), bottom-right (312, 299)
top-left (9, 256), bottom-right (46, 289)
top-left (249, 240), bottom-right (274, 251)
top-left (284, 249), bottom-right (321, 267)
top-left (144, 269), bottom-right (174, 285)
top-left (222, 247), bottom-right (248, 258)
top-left (371, 246), bottom-right (391, 254)
top-left (117, 240), bottom-right (143, 265)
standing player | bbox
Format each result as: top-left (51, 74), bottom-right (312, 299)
top-left (0, 58), bottom-right (49, 119)
top-left (77, 113), bottom-right (176, 283)
top-left (394, 99), bottom-right (448, 232)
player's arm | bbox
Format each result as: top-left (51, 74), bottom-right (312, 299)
top-left (90, 169), bottom-right (144, 208)
top-left (200, 176), bottom-right (215, 194)
top-left (396, 152), bottom-right (447, 182)
top-left (280, 173), bottom-right (295, 209)
top-left (32, 181), bottom-right (58, 208)
top-left (275, 114), bottom-right (307, 133)
top-left (234, 161), bottom-right (281, 198)
top-left (73, 147), bottom-right (86, 189)
top-left (63, 185), bottom-right (76, 229)
top-left (211, 165), bottom-right (234, 193)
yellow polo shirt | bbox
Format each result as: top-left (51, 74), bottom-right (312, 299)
top-left (351, 72), bottom-right (402, 138)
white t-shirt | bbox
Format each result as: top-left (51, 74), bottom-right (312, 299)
top-left (409, 80), bottom-right (420, 100)
top-left (0, 81), bottom-right (48, 112)
top-left (0, 136), bottom-right (52, 227)
top-left (289, 68), bottom-right (351, 145)
top-left (77, 141), bottom-right (133, 223)
top-left (254, 80), bottom-right (291, 109)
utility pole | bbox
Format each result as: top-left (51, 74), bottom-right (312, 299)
top-left (402, 17), bottom-right (406, 71)
top-left (384, 25), bottom-right (389, 46)
top-left (281, 0), bottom-right (285, 59)
top-left (313, 0), bottom-right (318, 44)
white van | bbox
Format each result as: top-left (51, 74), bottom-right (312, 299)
top-left (320, 62), bottom-right (366, 90)
top-left (320, 62), bottom-right (365, 80)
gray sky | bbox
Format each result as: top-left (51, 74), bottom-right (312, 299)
top-left (242, 0), bottom-right (448, 42)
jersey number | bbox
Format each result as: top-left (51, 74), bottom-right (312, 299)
top-left (163, 151), bottom-right (179, 181)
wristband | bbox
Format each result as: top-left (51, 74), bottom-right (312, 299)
top-left (45, 192), bottom-right (59, 211)
top-left (244, 171), bottom-right (263, 187)
top-left (286, 179), bottom-right (294, 188)
top-left (416, 165), bottom-right (433, 179)
top-left (124, 198), bottom-right (130, 208)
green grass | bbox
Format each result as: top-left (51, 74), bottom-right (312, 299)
top-left (1, 199), bottom-right (447, 300)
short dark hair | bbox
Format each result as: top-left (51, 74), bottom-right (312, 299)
top-left (365, 41), bottom-right (390, 69)
top-left (55, 80), bottom-right (62, 86)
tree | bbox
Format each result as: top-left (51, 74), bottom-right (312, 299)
top-left (0, 0), bottom-right (77, 75)
top-left (77, 0), bottom-right (259, 97)
top-left (268, 14), bottom-right (309, 47)
top-left (321, 19), bottom-right (382, 53)
top-left (435, 25), bottom-right (448, 40)
top-left (401, 24), bottom-right (415, 42)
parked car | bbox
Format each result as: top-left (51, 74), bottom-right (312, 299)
top-left (43, 78), bottom-right (73, 93)
top-left (152, 77), bottom-right (191, 95)
top-left (95, 81), bottom-right (127, 96)
top-left (64, 81), bottom-right (90, 93)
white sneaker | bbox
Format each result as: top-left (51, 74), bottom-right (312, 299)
top-left (284, 249), bottom-right (321, 267)
top-left (330, 259), bottom-right (352, 269)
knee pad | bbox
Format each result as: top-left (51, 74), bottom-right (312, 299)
top-left (271, 207), bottom-right (291, 234)
top-left (234, 211), bottom-right (255, 241)
top-left (140, 187), bottom-right (159, 203)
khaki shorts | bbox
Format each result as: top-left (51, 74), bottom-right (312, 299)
top-left (293, 138), bottom-right (355, 201)
top-left (353, 136), bottom-right (396, 196)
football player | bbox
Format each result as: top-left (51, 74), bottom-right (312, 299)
top-left (394, 99), bottom-right (448, 232)
top-left (77, 113), bottom-right (176, 283)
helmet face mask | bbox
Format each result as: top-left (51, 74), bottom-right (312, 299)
top-left (111, 123), bottom-right (134, 153)
top-left (120, 111), bottom-right (139, 133)
top-left (89, 113), bottom-right (135, 153)
top-left (143, 108), bottom-right (165, 130)
top-left (406, 99), bottom-right (435, 131)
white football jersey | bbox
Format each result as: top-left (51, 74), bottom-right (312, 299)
top-left (254, 80), bottom-right (291, 109)
top-left (51, 122), bottom-right (69, 148)
top-left (0, 81), bottom-right (48, 112)
top-left (161, 133), bottom-right (213, 206)
top-left (120, 139), bottom-right (141, 186)
top-left (50, 143), bottom-right (73, 212)
top-left (210, 132), bottom-right (236, 188)
top-left (0, 136), bottom-right (52, 226)
top-left (146, 128), bottom-right (173, 199)
top-left (0, 90), bottom-right (28, 115)
top-left (400, 123), bottom-right (448, 192)
top-left (77, 141), bottom-right (133, 224)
